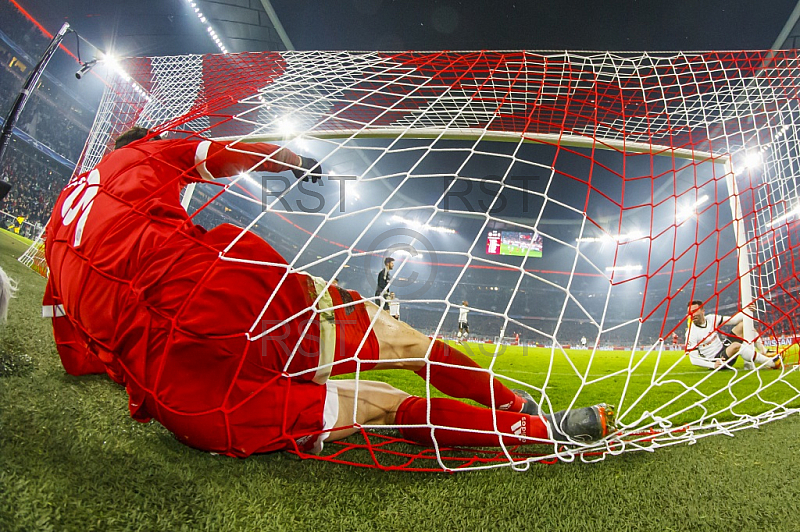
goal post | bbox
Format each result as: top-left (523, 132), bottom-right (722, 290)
top-left (33, 49), bottom-right (800, 470)
top-left (724, 159), bottom-right (757, 344)
top-left (17, 227), bottom-right (47, 277)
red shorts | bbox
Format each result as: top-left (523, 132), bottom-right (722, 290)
top-left (52, 201), bottom-right (385, 457)
top-left (326, 281), bottom-right (382, 376)
top-left (132, 268), bottom-right (380, 457)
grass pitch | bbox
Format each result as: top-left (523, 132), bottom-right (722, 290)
top-left (3, 231), bottom-right (800, 531)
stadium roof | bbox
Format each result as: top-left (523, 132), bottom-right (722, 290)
top-left (20, 0), bottom-right (290, 56)
top-left (15, 0), bottom-right (800, 57)
top-left (774, 1), bottom-right (800, 48)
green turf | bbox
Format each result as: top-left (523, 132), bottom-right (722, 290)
top-left (3, 230), bottom-right (800, 531)
top-left (0, 228), bottom-right (33, 246)
top-left (361, 342), bottom-right (800, 429)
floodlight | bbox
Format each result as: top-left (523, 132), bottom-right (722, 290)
top-left (744, 151), bottom-right (762, 169)
top-left (605, 264), bottom-right (643, 273)
top-left (277, 117), bottom-right (296, 135)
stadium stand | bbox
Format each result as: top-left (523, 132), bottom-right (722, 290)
top-left (0, 1), bottom-right (93, 232)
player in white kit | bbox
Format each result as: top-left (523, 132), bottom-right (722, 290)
top-left (388, 292), bottom-right (400, 320)
top-left (685, 300), bottom-right (781, 370)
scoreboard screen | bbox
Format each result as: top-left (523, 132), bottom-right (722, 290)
top-left (486, 231), bottom-right (543, 257)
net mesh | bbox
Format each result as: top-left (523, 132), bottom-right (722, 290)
top-left (45, 50), bottom-right (800, 470)
top-left (17, 227), bottom-right (47, 276)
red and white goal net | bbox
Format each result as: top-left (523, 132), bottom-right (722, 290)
top-left (35, 50), bottom-right (800, 470)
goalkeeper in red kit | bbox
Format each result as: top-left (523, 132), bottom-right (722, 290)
top-left (43, 126), bottom-right (615, 458)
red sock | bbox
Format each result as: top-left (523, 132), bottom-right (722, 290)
top-left (415, 341), bottom-right (524, 411)
top-left (395, 396), bottom-right (548, 447)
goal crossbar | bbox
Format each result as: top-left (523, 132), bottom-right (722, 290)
top-left (215, 129), bottom-right (722, 163)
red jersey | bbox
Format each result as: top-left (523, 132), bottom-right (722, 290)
top-left (44, 138), bottom-right (329, 456)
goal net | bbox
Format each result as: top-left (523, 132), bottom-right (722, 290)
top-left (17, 227), bottom-right (47, 277)
top-left (42, 50), bottom-right (800, 471)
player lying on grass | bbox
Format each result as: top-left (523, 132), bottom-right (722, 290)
top-left (685, 300), bottom-right (781, 370)
top-left (43, 126), bottom-right (614, 458)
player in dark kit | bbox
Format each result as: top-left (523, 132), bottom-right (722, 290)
top-left (375, 257), bottom-right (394, 310)
top-left (43, 126), bottom-right (614, 457)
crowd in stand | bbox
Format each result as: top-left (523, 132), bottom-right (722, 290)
top-left (0, 3), bottom-right (48, 61)
top-left (0, 51), bottom-right (93, 160)
top-left (0, 48), bottom-right (23, 117)
top-left (0, 5), bottom-right (94, 232)
top-left (0, 140), bottom-right (72, 227)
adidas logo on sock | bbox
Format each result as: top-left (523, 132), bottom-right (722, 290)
top-left (498, 400), bottom-right (515, 410)
top-left (510, 418), bottom-right (527, 437)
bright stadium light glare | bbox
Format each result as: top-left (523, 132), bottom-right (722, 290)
top-left (580, 231), bottom-right (642, 244)
top-left (99, 52), bottom-right (150, 101)
top-left (769, 204), bottom-right (800, 227)
top-left (390, 215), bottom-right (456, 234)
top-left (744, 150), bottom-right (762, 169)
top-left (277, 116), bottom-right (296, 136)
top-left (428, 226), bottom-right (456, 234)
top-left (185, 0), bottom-right (229, 54)
top-left (238, 172), bottom-right (263, 193)
top-left (576, 233), bottom-right (616, 244)
top-left (101, 53), bottom-right (128, 81)
top-left (676, 194), bottom-right (709, 223)
top-left (605, 264), bottom-right (643, 273)
top-left (676, 206), bottom-right (693, 222)
top-left (292, 137), bottom-right (310, 151)
top-left (619, 230), bottom-right (643, 242)
top-left (392, 215), bottom-right (415, 227)
top-left (406, 218), bottom-right (424, 231)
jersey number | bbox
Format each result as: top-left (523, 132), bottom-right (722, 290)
top-left (61, 169), bottom-right (100, 247)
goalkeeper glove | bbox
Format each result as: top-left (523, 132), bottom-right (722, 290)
top-left (292, 156), bottom-right (323, 183)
